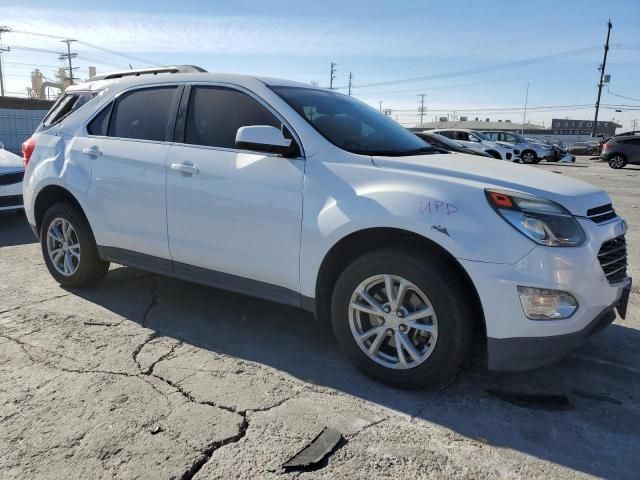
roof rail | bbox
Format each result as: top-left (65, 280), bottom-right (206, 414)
top-left (614, 130), bottom-right (640, 137)
top-left (89, 65), bottom-right (207, 81)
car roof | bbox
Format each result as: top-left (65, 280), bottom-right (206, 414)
top-left (67, 70), bottom-right (321, 94)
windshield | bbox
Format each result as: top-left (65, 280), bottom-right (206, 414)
top-left (471, 130), bottom-right (491, 141)
top-left (271, 86), bottom-right (435, 156)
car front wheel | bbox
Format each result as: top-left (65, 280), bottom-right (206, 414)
top-left (608, 155), bottom-right (627, 169)
top-left (331, 248), bottom-right (474, 389)
top-left (41, 202), bottom-right (109, 288)
top-left (520, 150), bottom-right (537, 164)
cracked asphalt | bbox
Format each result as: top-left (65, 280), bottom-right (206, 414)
top-left (1, 157), bottom-right (638, 479)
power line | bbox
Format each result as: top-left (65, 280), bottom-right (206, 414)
top-left (352, 46), bottom-right (601, 89)
top-left (10, 28), bottom-right (163, 67)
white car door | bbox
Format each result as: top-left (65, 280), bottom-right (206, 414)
top-left (165, 84), bottom-right (305, 302)
top-left (76, 85), bottom-right (181, 263)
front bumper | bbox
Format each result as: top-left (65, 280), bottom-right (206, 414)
top-left (487, 279), bottom-right (630, 371)
top-left (459, 216), bottom-right (631, 371)
top-left (0, 182), bottom-right (24, 211)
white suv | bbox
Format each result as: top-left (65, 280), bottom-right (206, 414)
top-left (22, 66), bottom-right (631, 388)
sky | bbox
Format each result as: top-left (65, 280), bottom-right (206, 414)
top-left (1, 0), bottom-right (639, 130)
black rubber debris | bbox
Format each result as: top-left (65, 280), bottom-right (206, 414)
top-left (572, 389), bottom-right (622, 405)
top-left (487, 389), bottom-right (574, 411)
top-left (282, 427), bottom-right (344, 472)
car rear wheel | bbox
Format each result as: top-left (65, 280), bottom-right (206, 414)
top-left (331, 248), bottom-right (474, 389)
top-left (608, 155), bottom-right (627, 169)
top-left (521, 150), bottom-right (537, 164)
top-left (41, 202), bottom-right (109, 288)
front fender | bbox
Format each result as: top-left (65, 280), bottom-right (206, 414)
top-left (299, 157), bottom-right (535, 297)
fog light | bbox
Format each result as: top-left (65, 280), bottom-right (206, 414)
top-left (517, 287), bottom-right (578, 320)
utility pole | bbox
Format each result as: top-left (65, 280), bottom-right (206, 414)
top-left (347, 72), bottom-right (353, 96)
top-left (521, 82), bottom-right (529, 134)
top-left (0, 26), bottom-right (11, 97)
top-left (632, 119), bottom-right (638, 131)
top-left (59, 39), bottom-right (78, 85)
top-left (379, 100), bottom-right (383, 112)
top-left (329, 62), bottom-right (336, 89)
top-left (592, 20), bottom-right (612, 138)
top-left (418, 94), bottom-right (426, 127)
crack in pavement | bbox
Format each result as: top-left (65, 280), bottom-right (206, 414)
top-left (0, 293), bottom-right (72, 315)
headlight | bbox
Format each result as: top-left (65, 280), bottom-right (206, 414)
top-left (486, 189), bottom-right (586, 246)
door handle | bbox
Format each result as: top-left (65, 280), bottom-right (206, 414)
top-left (82, 146), bottom-right (102, 157)
top-left (170, 162), bottom-right (200, 175)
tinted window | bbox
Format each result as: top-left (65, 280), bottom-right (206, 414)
top-left (109, 87), bottom-right (177, 141)
top-left (438, 130), bottom-right (455, 139)
top-left (454, 131), bottom-right (470, 141)
top-left (273, 86), bottom-right (432, 156)
top-left (184, 87), bottom-right (281, 149)
top-left (623, 138), bottom-right (640, 145)
top-left (87, 104), bottom-right (112, 136)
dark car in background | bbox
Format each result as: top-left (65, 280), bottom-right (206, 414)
top-left (600, 134), bottom-right (640, 169)
top-left (414, 131), bottom-right (493, 157)
top-left (567, 142), bottom-right (600, 156)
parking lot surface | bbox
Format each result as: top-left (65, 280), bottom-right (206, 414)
top-left (1, 157), bottom-right (638, 479)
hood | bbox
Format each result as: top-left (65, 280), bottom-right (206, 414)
top-left (0, 149), bottom-right (24, 175)
top-left (371, 153), bottom-right (610, 217)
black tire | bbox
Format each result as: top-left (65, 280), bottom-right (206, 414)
top-left (331, 248), bottom-right (475, 389)
top-left (520, 150), bottom-right (537, 164)
top-left (608, 155), bottom-right (627, 169)
top-left (40, 202), bottom-right (109, 288)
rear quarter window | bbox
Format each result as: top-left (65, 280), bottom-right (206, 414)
top-left (39, 92), bottom-right (96, 131)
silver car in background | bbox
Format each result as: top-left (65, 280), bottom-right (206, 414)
top-left (431, 129), bottom-right (516, 161)
top-left (482, 131), bottom-right (553, 164)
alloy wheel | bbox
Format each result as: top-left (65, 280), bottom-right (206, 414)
top-left (522, 152), bottom-right (535, 163)
top-left (46, 217), bottom-right (81, 276)
top-left (348, 274), bottom-right (438, 370)
top-left (609, 156), bottom-right (625, 169)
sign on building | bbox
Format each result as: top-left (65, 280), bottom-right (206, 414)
top-left (550, 119), bottom-right (618, 136)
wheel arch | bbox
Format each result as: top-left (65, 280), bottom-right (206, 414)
top-left (314, 227), bottom-right (486, 337)
top-left (34, 185), bottom-right (86, 234)
top-left (485, 149), bottom-right (501, 159)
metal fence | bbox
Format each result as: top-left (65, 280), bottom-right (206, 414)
top-left (0, 108), bottom-right (48, 155)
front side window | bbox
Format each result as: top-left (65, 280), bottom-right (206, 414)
top-left (108, 87), bottom-right (178, 141)
top-left (455, 131), bottom-right (471, 142)
top-left (184, 86), bottom-right (282, 149)
top-left (272, 86), bottom-right (433, 156)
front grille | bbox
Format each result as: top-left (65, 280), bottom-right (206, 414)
top-left (0, 194), bottom-right (23, 208)
top-left (598, 235), bottom-right (628, 284)
top-left (587, 203), bottom-right (617, 223)
top-left (0, 171), bottom-right (24, 186)
top-left (506, 152), bottom-right (512, 160)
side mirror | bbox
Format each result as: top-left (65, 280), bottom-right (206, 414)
top-left (469, 136), bottom-right (480, 142)
top-left (235, 125), bottom-right (296, 156)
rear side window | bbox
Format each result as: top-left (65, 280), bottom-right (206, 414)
top-left (87, 104), bottom-right (112, 136)
top-left (184, 86), bottom-right (281, 149)
top-left (40, 92), bottom-right (96, 130)
top-left (108, 87), bottom-right (178, 141)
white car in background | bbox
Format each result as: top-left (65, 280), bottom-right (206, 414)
top-left (431, 129), bottom-right (517, 161)
top-left (0, 141), bottom-right (25, 212)
top-left (21, 67), bottom-right (631, 389)
top-left (482, 131), bottom-right (554, 164)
